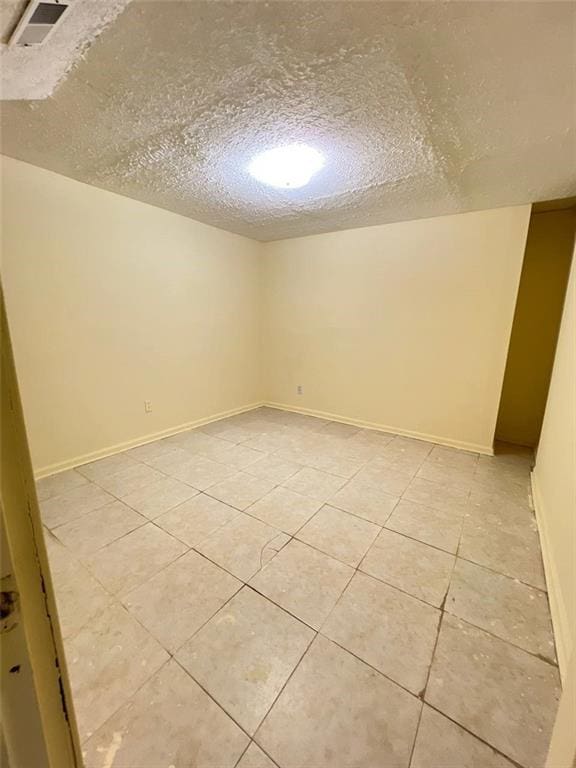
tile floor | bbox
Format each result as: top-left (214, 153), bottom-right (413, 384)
top-left (38, 407), bottom-right (561, 768)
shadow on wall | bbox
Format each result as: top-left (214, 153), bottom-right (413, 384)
top-left (495, 204), bottom-right (576, 448)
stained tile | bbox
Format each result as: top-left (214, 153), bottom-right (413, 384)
top-left (40, 483), bottom-right (115, 529)
top-left (65, 602), bottom-right (168, 740)
top-left (207, 472), bottom-right (277, 510)
top-left (459, 515), bottom-right (546, 590)
top-left (330, 477), bottom-right (399, 525)
top-left (246, 454), bottom-right (302, 484)
top-left (251, 539), bottom-right (353, 629)
top-left (121, 475), bottom-right (198, 519)
top-left (155, 493), bottom-right (240, 548)
top-left (297, 505), bottom-right (380, 567)
top-left (176, 588), bottom-right (313, 734)
top-left (403, 477), bottom-right (469, 513)
top-left (82, 661), bottom-right (248, 767)
top-left (36, 468), bottom-right (88, 502)
top-left (411, 705), bottom-right (515, 768)
top-left (426, 615), bottom-right (561, 768)
top-left (91, 462), bottom-right (166, 497)
top-left (283, 467), bottom-right (347, 501)
top-left (123, 550), bottom-right (241, 653)
top-left (322, 572), bottom-right (440, 694)
top-left (360, 529), bottom-right (454, 607)
top-left (385, 499), bottom-right (463, 554)
top-left (446, 559), bottom-right (556, 661)
top-left (236, 743), bottom-right (278, 768)
top-left (86, 523), bottom-right (187, 595)
top-left (246, 487), bottom-right (321, 535)
top-left (48, 556), bottom-right (112, 639)
top-left (256, 635), bottom-right (421, 768)
top-left (76, 452), bottom-right (139, 482)
top-left (52, 500), bottom-right (146, 557)
top-left (171, 455), bottom-right (237, 490)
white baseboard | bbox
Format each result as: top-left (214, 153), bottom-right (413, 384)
top-left (36, 399), bottom-right (494, 479)
top-left (34, 402), bottom-right (265, 479)
top-left (531, 471), bottom-right (571, 683)
top-left (264, 401), bottom-right (495, 455)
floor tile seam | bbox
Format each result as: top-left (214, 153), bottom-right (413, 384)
top-left (421, 701), bottom-right (528, 768)
top-left (157, 440), bottom-right (270, 470)
top-left (62, 460), bottom-right (204, 520)
top-left (327, 494), bottom-right (400, 528)
top-left (250, 630), bottom-right (319, 744)
top-left (177, 620), bottom-right (317, 742)
top-left (76, 521), bottom-right (193, 599)
top-left (315, 625), bottom-right (431, 705)
top-left (292, 526), bottom-right (377, 571)
top-left (163, 579), bottom-right (247, 658)
top-left (441, 603), bottom-right (558, 668)
top-left (58, 591), bottom-right (123, 646)
top-left (51, 510), bottom-right (151, 558)
top-left (355, 560), bottom-right (446, 611)
top-left (189, 528), bottom-right (296, 586)
top-left (77, 655), bottom-right (174, 749)
top-left (454, 551), bottom-right (548, 593)
top-left (42, 484), bottom-right (124, 531)
top-left (378, 521), bottom-right (460, 556)
top-left (170, 656), bottom-right (256, 742)
top-left (77, 457), bottom-right (174, 495)
top-left (421, 610), bottom-right (558, 764)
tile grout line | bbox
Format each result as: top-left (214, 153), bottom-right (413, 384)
top-left (42, 412), bottom-right (549, 765)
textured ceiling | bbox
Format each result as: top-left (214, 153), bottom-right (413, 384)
top-left (0, 0), bottom-right (131, 99)
top-left (1, 1), bottom-right (575, 241)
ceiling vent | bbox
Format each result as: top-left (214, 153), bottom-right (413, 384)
top-left (9, 0), bottom-right (70, 47)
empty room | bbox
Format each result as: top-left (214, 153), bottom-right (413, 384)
top-left (1, 1), bottom-right (575, 767)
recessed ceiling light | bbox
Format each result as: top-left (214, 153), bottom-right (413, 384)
top-left (248, 144), bottom-right (324, 189)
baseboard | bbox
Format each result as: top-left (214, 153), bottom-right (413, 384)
top-left (34, 402), bottom-right (265, 479)
top-left (531, 471), bottom-right (571, 683)
top-left (264, 401), bottom-right (495, 455)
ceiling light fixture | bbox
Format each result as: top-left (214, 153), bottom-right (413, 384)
top-left (248, 144), bottom-right (324, 189)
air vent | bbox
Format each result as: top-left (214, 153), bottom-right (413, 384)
top-left (9, 0), bottom-right (70, 47)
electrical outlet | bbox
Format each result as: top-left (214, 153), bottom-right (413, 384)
top-left (144, 400), bottom-right (152, 413)
top-left (297, 385), bottom-right (303, 395)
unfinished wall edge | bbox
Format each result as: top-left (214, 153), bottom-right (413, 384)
top-left (34, 402), bottom-right (265, 479)
top-left (531, 471), bottom-right (571, 683)
top-left (265, 401), bottom-right (495, 455)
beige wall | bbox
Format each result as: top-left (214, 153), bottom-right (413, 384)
top-left (2, 156), bottom-right (532, 472)
top-left (262, 207), bottom-right (530, 453)
top-left (1, 157), bottom-right (262, 475)
top-left (532, 249), bottom-right (575, 681)
top-left (496, 210), bottom-right (575, 446)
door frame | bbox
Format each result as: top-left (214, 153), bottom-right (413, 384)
top-left (1, 288), bottom-right (80, 767)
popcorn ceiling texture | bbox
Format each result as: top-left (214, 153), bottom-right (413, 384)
top-left (0, 0), bottom-right (131, 100)
top-left (1, 0), bottom-right (575, 240)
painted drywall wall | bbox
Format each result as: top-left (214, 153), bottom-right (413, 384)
top-left (262, 206), bottom-right (531, 452)
top-left (496, 209), bottom-right (576, 447)
top-left (532, 249), bottom-right (575, 681)
top-left (1, 157), bottom-right (262, 475)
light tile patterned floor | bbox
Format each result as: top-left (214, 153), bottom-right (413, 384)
top-left (38, 407), bottom-right (561, 768)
